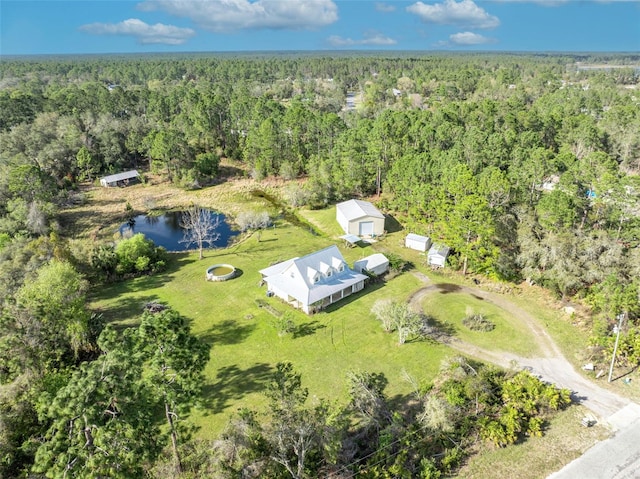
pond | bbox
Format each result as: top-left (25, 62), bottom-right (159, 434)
top-left (119, 210), bottom-right (239, 252)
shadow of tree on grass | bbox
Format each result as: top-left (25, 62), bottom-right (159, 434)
top-left (292, 320), bottom-right (326, 339)
top-left (202, 362), bottom-right (273, 414)
top-left (422, 314), bottom-right (457, 344)
top-left (199, 319), bottom-right (257, 346)
top-left (91, 294), bottom-right (160, 326)
top-left (384, 214), bottom-right (404, 233)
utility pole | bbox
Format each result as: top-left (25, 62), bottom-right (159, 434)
top-left (608, 312), bottom-right (626, 383)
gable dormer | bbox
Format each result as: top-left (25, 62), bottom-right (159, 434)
top-left (319, 261), bottom-right (332, 276)
top-left (332, 256), bottom-right (346, 272)
top-left (307, 266), bottom-right (320, 283)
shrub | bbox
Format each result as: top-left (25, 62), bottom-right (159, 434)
top-left (236, 210), bottom-right (272, 232)
top-left (90, 244), bottom-right (118, 281)
top-left (462, 309), bottom-right (495, 332)
top-left (0, 233), bottom-right (11, 251)
top-left (113, 233), bottom-right (167, 277)
top-left (386, 252), bottom-right (408, 273)
top-left (195, 152), bottom-right (220, 178)
top-left (284, 184), bottom-right (311, 207)
top-left (371, 299), bottom-right (396, 332)
top-left (273, 312), bottom-right (296, 337)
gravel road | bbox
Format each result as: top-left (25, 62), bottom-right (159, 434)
top-left (408, 276), bottom-right (640, 478)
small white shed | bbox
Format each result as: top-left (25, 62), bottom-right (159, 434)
top-left (427, 244), bottom-right (450, 268)
top-left (336, 199), bottom-right (385, 237)
top-left (353, 253), bottom-right (389, 276)
top-left (405, 233), bottom-right (431, 252)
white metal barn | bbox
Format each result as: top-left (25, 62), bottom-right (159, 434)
top-left (427, 243), bottom-right (450, 268)
top-left (353, 253), bottom-right (389, 276)
top-left (336, 199), bottom-right (385, 237)
top-left (100, 170), bottom-right (140, 187)
top-left (405, 233), bottom-right (431, 252)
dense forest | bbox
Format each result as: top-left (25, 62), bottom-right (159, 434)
top-left (1, 52), bottom-right (639, 478)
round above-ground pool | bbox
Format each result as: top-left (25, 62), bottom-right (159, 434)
top-left (206, 264), bottom-right (236, 281)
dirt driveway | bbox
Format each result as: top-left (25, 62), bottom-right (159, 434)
top-left (408, 278), bottom-right (633, 421)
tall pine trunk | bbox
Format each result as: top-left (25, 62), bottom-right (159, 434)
top-left (165, 401), bottom-right (183, 474)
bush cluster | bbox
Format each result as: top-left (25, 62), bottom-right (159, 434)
top-left (91, 233), bottom-right (167, 281)
top-left (463, 313), bottom-right (495, 332)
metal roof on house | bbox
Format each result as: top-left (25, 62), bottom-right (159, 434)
top-left (336, 199), bottom-right (385, 221)
top-left (259, 258), bottom-right (297, 277)
top-left (100, 170), bottom-right (140, 183)
top-left (262, 245), bottom-right (367, 307)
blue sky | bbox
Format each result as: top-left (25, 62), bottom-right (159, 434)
top-left (1, 0), bottom-right (639, 55)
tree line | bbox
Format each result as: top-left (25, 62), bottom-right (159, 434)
top-left (1, 53), bottom-right (638, 300)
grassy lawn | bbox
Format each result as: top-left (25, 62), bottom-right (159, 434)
top-left (419, 291), bottom-right (541, 357)
top-left (506, 287), bottom-right (591, 363)
top-left (298, 205), bottom-right (344, 239)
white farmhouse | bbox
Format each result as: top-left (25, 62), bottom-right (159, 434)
top-left (405, 233), bottom-right (431, 252)
top-left (259, 245), bottom-right (368, 314)
top-left (427, 243), bottom-right (450, 268)
top-left (336, 199), bottom-right (385, 237)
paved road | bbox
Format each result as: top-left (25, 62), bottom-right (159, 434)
top-left (548, 405), bottom-right (640, 479)
top-left (408, 277), bottom-right (640, 479)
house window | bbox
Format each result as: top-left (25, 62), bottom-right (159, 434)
top-left (339, 264), bottom-right (344, 272)
top-left (314, 275), bottom-right (319, 283)
top-left (327, 270), bottom-right (332, 277)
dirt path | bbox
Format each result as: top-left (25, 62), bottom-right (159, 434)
top-left (409, 276), bottom-right (634, 422)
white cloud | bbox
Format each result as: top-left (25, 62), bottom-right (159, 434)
top-left (79, 18), bottom-right (195, 44)
top-left (328, 31), bottom-right (397, 47)
top-left (490, 0), bottom-right (567, 4)
top-left (375, 2), bottom-right (396, 12)
top-left (407, 0), bottom-right (500, 29)
top-left (449, 31), bottom-right (495, 45)
top-left (137, 0), bottom-right (339, 32)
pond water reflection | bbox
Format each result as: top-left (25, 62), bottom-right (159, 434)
top-left (119, 210), bottom-right (238, 252)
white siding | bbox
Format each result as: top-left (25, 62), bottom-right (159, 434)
top-left (405, 234), bottom-right (431, 252)
top-left (336, 207), bottom-right (349, 234)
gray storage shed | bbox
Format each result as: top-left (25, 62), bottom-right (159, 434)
top-left (427, 243), bottom-right (450, 268)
